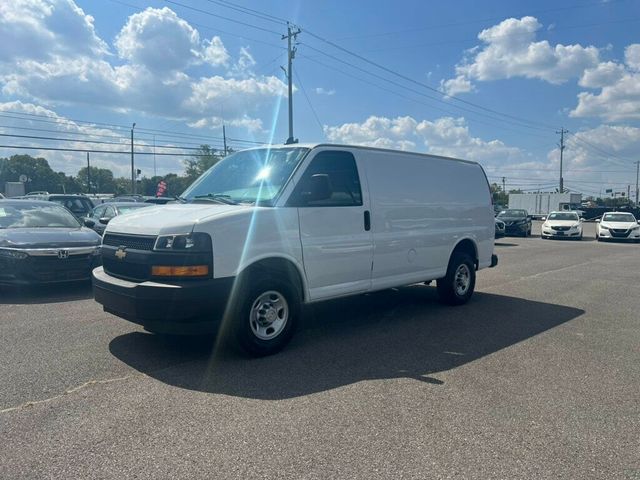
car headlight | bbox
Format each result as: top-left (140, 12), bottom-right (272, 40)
top-left (572, 224), bottom-right (581, 229)
top-left (154, 232), bottom-right (212, 252)
top-left (631, 226), bottom-right (639, 231)
top-left (0, 248), bottom-right (28, 260)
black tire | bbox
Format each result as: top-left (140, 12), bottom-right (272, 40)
top-left (437, 252), bottom-right (476, 306)
top-left (231, 273), bottom-right (301, 357)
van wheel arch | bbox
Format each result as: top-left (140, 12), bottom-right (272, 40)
top-left (449, 238), bottom-right (478, 270)
top-left (238, 257), bottom-right (306, 302)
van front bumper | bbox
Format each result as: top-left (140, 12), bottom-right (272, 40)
top-left (92, 266), bottom-right (234, 334)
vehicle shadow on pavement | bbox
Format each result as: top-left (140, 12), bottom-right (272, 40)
top-left (0, 282), bottom-right (93, 304)
top-left (109, 286), bottom-right (584, 400)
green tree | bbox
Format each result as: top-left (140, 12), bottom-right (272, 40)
top-left (0, 154), bottom-right (62, 193)
top-left (77, 166), bottom-right (116, 193)
top-left (184, 145), bottom-right (223, 180)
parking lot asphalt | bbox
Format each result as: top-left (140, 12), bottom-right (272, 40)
top-left (1, 221), bottom-right (639, 479)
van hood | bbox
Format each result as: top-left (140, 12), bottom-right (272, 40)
top-left (105, 203), bottom-right (253, 235)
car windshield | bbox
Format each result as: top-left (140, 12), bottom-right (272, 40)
top-left (0, 203), bottom-right (80, 228)
top-left (498, 209), bottom-right (527, 218)
top-left (603, 213), bottom-right (636, 222)
top-left (182, 147), bottom-right (309, 205)
top-left (548, 212), bottom-right (579, 221)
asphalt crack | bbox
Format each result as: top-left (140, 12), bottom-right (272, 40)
top-left (0, 374), bottom-right (138, 414)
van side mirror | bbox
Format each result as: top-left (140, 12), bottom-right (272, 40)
top-left (298, 174), bottom-right (332, 205)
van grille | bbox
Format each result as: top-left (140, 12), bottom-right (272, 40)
top-left (103, 233), bottom-right (156, 251)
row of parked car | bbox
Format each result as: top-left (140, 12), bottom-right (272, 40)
top-left (0, 195), bottom-right (170, 286)
top-left (494, 209), bottom-right (640, 242)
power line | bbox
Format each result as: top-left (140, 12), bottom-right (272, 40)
top-left (293, 68), bottom-right (325, 139)
top-left (299, 44), bottom-right (552, 135)
top-left (106, 0), bottom-right (285, 50)
top-left (335, 0), bottom-right (630, 40)
top-left (298, 55), bottom-right (552, 141)
top-left (302, 29), bottom-right (557, 131)
top-left (0, 144), bottom-right (214, 156)
top-left (202, 0), bottom-right (287, 26)
top-left (164, 0), bottom-right (282, 36)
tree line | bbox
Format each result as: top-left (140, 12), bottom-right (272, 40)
top-left (0, 145), bottom-right (226, 197)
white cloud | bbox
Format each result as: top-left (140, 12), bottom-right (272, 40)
top-left (0, 0), bottom-right (108, 62)
top-left (202, 36), bottom-right (230, 67)
top-left (114, 7), bottom-right (201, 73)
top-left (315, 87), bottom-right (336, 96)
top-left (188, 115), bottom-right (264, 133)
top-left (0, 3), bottom-right (287, 132)
top-left (571, 44), bottom-right (640, 121)
top-left (324, 115), bottom-right (524, 164)
top-left (441, 16), bottom-right (600, 95)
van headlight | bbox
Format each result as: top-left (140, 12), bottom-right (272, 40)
top-left (154, 233), bottom-right (212, 252)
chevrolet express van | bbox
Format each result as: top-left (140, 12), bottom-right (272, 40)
top-left (93, 144), bottom-right (497, 356)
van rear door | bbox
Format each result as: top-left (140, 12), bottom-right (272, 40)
top-left (288, 149), bottom-right (373, 301)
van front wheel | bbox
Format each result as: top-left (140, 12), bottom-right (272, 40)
top-left (233, 275), bottom-right (300, 357)
top-left (437, 253), bottom-right (476, 305)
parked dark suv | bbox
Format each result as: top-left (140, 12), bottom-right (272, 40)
top-left (496, 209), bottom-right (532, 237)
top-left (25, 194), bottom-right (95, 220)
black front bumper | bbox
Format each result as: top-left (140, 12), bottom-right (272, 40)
top-left (0, 254), bottom-right (101, 286)
top-left (93, 267), bottom-right (235, 334)
top-left (504, 223), bottom-right (528, 235)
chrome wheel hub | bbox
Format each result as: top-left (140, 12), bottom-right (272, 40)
top-left (454, 264), bottom-right (471, 296)
top-left (250, 290), bottom-right (289, 340)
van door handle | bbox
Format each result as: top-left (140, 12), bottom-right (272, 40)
top-left (364, 210), bottom-right (371, 231)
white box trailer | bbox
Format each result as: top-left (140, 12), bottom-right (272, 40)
top-left (508, 193), bottom-right (582, 218)
top-left (3, 182), bottom-right (25, 198)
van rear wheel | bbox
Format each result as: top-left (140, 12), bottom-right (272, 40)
top-left (437, 252), bottom-right (476, 305)
top-left (232, 274), bottom-right (300, 357)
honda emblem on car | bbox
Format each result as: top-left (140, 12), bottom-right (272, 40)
top-left (115, 247), bottom-right (127, 260)
top-left (57, 249), bottom-right (69, 259)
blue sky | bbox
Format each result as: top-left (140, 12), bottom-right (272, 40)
top-left (1, 0), bottom-right (639, 198)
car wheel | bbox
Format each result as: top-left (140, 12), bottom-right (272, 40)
top-left (231, 274), bottom-right (300, 357)
top-left (437, 252), bottom-right (476, 306)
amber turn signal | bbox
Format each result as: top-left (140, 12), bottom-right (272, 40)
top-left (151, 265), bottom-right (209, 277)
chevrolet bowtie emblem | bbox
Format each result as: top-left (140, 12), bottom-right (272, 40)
top-left (115, 247), bottom-right (127, 260)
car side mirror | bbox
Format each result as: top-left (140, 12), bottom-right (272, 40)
top-left (84, 219), bottom-right (95, 228)
top-left (99, 217), bottom-right (111, 224)
top-left (579, 218), bottom-right (584, 222)
top-left (300, 174), bottom-right (332, 204)
top-left (595, 219), bottom-right (600, 223)
top-left (541, 217), bottom-right (546, 221)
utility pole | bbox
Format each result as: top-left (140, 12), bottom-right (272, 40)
top-left (282, 22), bottom-right (301, 145)
top-left (223, 125), bottom-right (228, 156)
top-left (502, 176), bottom-right (506, 196)
top-left (556, 128), bottom-right (568, 193)
top-left (86, 152), bottom-right (91, 194)
top-left (130, 123), bottom-right (136, 194)
top-left (628, 185), bottom-right (631, 205)
top-left (153, 134), bottom-right (157, 178)
top-left (635, 161), bottom-right (639, 207)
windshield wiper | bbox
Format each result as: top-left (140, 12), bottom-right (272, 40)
top-left (192, 194), bottom-right (238, 205)
top-left (173, 195), bottom-right (187, 203)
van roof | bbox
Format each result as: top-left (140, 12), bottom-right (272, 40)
top-left (243, 143), bottom-right (479, 166)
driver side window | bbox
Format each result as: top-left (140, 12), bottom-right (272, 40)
top-left (289, 151), bottom-right (362, 207)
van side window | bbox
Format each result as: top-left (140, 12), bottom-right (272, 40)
top-left (290, 151), bottom-right (363, 207)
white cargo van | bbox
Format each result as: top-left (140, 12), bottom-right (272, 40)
top-left (93, 144), bottom-right (497, 355)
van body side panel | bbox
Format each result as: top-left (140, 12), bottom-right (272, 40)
top-left (196, 208), bottom-right (304, 283)
top-left (287, 147), bottom-right (374, 301)
top-left (362, 150), bottom-right (493, 289)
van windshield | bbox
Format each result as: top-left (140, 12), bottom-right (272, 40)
top-left (182, 147), bottom-right (309, 205)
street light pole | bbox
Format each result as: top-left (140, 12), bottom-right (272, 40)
top-left (130, 123), bottom-right (136, 194)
